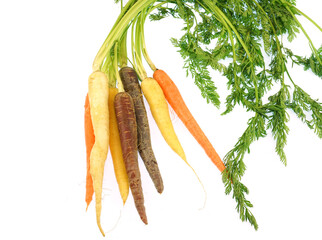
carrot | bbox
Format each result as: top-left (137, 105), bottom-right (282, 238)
top-left (84, 94), bottom-right (94, 210)
top-left (119, 66), bottom-right (164, 194)
top-left (141, 77), bottom-right (207, 207)
top-left (108, 87), bottom-right (129, 205)
top-left (114, 91), bottom-right (147, 225)
top-left (88, 70), bottom-right (109, 237)
top-left (153, 69), bottom-right (226, 172)
top-left (141, 77), bottom-right (186, 160)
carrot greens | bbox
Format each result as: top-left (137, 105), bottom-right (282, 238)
top-left (148, 0), bottom-right (322, 230)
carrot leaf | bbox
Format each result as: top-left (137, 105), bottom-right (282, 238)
top-left (149, 0), bottom-right (321, 230)
top-left (285, 46), bottom-right (322, 78)
top-left (287, 85), bottom-right (322, 138)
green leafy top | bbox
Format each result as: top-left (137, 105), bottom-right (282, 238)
top-left (149, 0), bottom-right (322, 230)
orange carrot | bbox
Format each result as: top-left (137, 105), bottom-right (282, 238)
top-left (84, 94), bottom-right (95, 210)
top-left (153, 69), bottom-right (226, 172)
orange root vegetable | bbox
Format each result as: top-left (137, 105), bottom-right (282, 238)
top-left (114, 91), bottom-right (148, 225)
top-left (108, 87), bottom-right (130, 205)
top-left (84, 94), bottom-right (95, 210)
top-left (119, 67), bottom-right (164, 194)
top-left (88, 71), bottom-right (109, 237)
top-left (153, 69), bottom-right (226, 172)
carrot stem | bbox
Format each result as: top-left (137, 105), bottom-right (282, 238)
top-left (280, 0), bottom-right (322, 32)
top-left (140, 8), bottom-right (157, 72)
top-left (119, 31), bottom-right (128, 68)
top-left (114, 42), bottom-right (125, 92)
top-left (92, 0), bottom-right (157, 71)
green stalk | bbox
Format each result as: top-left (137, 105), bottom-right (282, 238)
top-left (140, 5), bottom-right (160, 72)
top-left (112, 65), bottom-right (117, 87)
top-left (134, 12), bottom-right (147, 80)
top-left (92, 0), bottom-right (157, 71)
top-left (131, 15), bottom-right (140, 76)
top-left (280, 0), bottom-right (322, 32)
top-left (119, 0), bottom-right (128, 68)
top-left (114, 41), bottom-right (124, 92)
top-left (100, 54), bottom-right (116, 87)
top-left (100, 45), bottom-right (117, 87)
top-left (97, 0), bottom-right (135, 64)
top-left (216, 10), bottom-right (259, 105)
top-left (210, 4), bottom-right (239, 89)
top-left (284, 5), bottom-right (322, 65)
top-left (215, 7), bottom-right (252, 61)
top-left (119, 31), bottom-right (128, 68)
top-left (209, 2), bottom-right (259, 105)
top-left (198, 0), bottom-right (259, 105)
top-left (195, 1), bottom-right (238, 78)
top-left (200, 0), bottom-right (252, 61)
top-left (284, 64), bottom-right (296, 86)
top-left (101, 56), bottom-right (109, 74)
top-left (109, 59), bottom-right (117, 88)
top-left (250, 0), bottom-right (282, 54)
top-left (141, 24), bottom-right (157, 71)
top-left (250, 0), bottom-right (288, 94)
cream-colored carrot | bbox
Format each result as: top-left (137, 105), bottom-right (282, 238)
top-left (88, 70), bottom-right (109, 237)
top-left (108, 87), bottom-right (129, 205)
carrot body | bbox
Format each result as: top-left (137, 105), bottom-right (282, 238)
top-left (108, 88), bottom-right (129, 205)
top-left (84, 94), bottom-right (95, 210)
top-left (119, 67), bottom-right (164, 194)
top-left (153, 69), bottom-right (226, 172)
top-left (114, 92), bottom-right (147, 225)
top-left (88, 71), bottom-right (109, 237)
top-left (141, 77), bottom-right (186, 161)
top-left (142, 77), bottom-right (207, 207)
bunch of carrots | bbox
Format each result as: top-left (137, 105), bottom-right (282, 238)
top-left (84, 2), bottom-right (226, 236)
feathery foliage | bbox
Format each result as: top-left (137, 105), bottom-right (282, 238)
top-left (150, 0), bottom-right (322, 230)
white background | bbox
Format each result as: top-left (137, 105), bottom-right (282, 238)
top-left (0, 1), bottom-right (322, 239)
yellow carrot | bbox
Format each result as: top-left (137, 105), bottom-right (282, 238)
top-left (108, 87), bottom-right (130, 205)
top-left (141, 77), bottom-right (186, 160)
top-left (141, 77), bottom-right (207, 207)
top-left (88, 70), bottom-right (109, 237)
